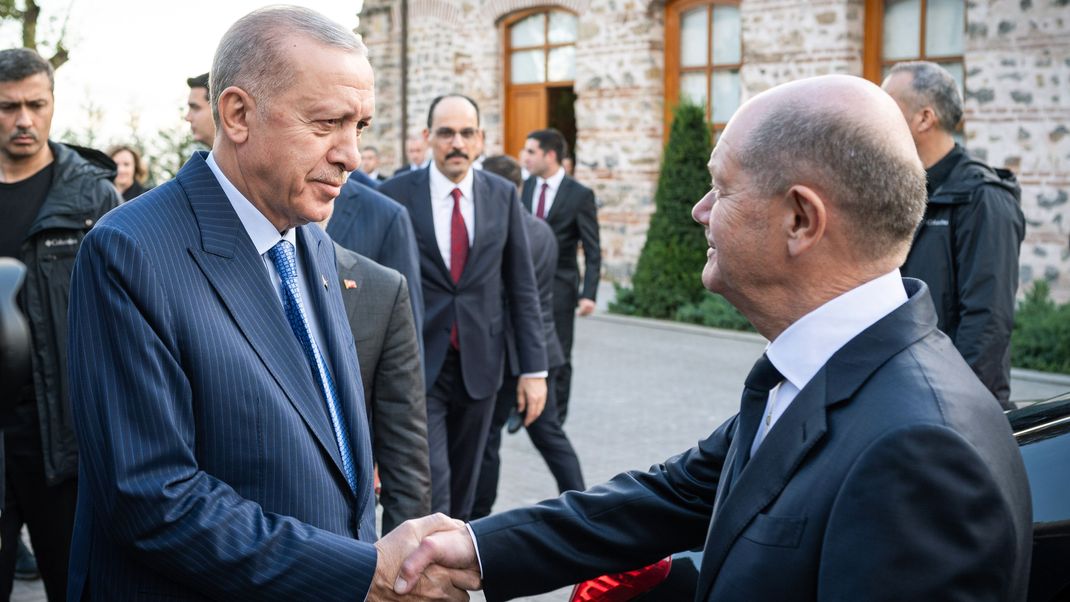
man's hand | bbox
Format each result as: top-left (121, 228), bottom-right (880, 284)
top-left (372, 514), bottom-right (473, 601)
top-left (396, 521), bottom-right (482, 596)
top-left (516, 376), bottom-right (547, 427)
top-left (577, 298), bottom-right (596, 316)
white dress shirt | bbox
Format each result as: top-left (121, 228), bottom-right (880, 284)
top-left (429, 161), bottom-right (475, 271)
top-left (752, 269), bottom-right (909, 456)
top-left (532, 166), bottom-right (566, 218)
top-left (205, 152), bottom-right (331, 357)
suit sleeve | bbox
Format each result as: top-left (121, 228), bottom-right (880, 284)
top-left (576, 188), bottom-right (601, 301)
top-left (377, 208), bottom-right (425, 357)
top-left (820, 424), bottom-right (1024, 601)
top-left (471, 416), bottom-right (733, 600)
top-left (373, 275), bottom-right (432, 534)
top-left (950, 186), bottom-right (1024, 403)
top-left (68, 225), bottom-right (377, 601)
top-left (503, 189), bottom-right (549, 374)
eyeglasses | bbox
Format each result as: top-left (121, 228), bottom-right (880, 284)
top-left (433, 127), bottom-right (480, 141)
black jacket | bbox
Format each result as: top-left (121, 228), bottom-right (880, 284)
top-left (901, 145), bottom-right (1024, 406)
top-left (20, 142), bottom-right (120, 484)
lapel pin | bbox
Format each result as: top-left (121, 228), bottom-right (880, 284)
top-left (321, 275), bottom-right (329, 290)
top-left (344, 279), bottom-right (357, 290)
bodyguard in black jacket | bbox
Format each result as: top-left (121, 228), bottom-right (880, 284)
top-left (884, 61), bottom-right (1025, 407)
top-left (1, 47), bottom-right (119, 600)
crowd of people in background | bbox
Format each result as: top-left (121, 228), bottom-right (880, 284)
top-left (0, 4), bottom-right (1029, 599)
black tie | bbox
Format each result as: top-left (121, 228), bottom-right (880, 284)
top-left (731, 353), bottom-right (784, 481)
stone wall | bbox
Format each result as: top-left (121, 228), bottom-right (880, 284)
top-left (964, 0), bottom-right (1070, 301)
top-left (358, 0), bottom-right (1070, 299)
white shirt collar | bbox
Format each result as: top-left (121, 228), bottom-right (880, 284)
top-left (765, 269), bottom-right (908, 391)
top-left (205, 152), bottom-right (295, 255)
top-left (536, 166), bottom-right (566, 192)
top-left (429, 160), bottom-right (474, 202)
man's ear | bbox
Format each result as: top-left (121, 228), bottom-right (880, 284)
top-left (783, 185), bottom-right (827, 258)
top-left (915, 106), bottom-right (939, 134)
top-left (217, 86), bottom-right (254, 145)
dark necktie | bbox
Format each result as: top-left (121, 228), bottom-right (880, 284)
top-left (731, 353), bottom-right (784, 482)
top-left (268, 240), bottom-right (357, 493)
top-left (449, 188), bottom-right (468, 350)
top-left (535, 182), bottom-right (549, 219)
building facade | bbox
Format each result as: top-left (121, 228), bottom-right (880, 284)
top-left (356, 0), bottom-right (1070, 300)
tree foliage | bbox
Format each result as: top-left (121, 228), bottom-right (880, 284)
top-left (1011, 280), bottom-right (1070, 373)
top-left (611, 101), bottom-right (713, 318)
top-left (1, 0), bottom-right (72, 69)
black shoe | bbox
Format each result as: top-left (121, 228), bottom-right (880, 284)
top-left (14, 539), bottom-right (39, 581)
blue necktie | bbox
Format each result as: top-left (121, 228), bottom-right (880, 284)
top-left (268, 240), bottom-right (357, 494)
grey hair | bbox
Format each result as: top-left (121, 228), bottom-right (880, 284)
top-left (887, 61), bottom-right (963, 133)
top-left (0, 48), bottom-right (54, 91)
top-left (737, 102), bottom-right (927, 261)
top-left (210, 5), bottom-right (368, 125)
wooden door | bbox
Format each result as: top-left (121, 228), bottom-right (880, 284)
top-left (505, 86), bottom-right (546, 159)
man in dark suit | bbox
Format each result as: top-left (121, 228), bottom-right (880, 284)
top-left (379, 94), bottom-right (548, 521)
top-left (330, 239), bottom-right (431, 535)
top-left (359, 146), bottom-right (388, 182)
top-left (65, 7), bottom-right (466, 600)
top-left (394, 134), bottom-right (429, 177)
top-left (327, 177), bottom-right (424, 351)
top-left (472, 155), bottom-right (585, 519)
top-left (520, 128), bottom-right (600, 424)
top-left (395, 75), bottom-right (1033, 601)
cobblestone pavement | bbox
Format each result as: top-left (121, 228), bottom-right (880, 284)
top-left (14, 312), bottom-right (1068, 602)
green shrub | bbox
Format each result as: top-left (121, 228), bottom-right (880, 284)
top-left (1011, 280), bottom-right (1070, 373)
top-left (607, 283), bottom-right (639, 315)
top-left (620, 101), bottom-right (713, 319)
top-left (675, 293), bottom-right (756, 332)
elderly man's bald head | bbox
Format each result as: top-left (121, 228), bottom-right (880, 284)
top-left (726, 75), bottom-right (926, 262)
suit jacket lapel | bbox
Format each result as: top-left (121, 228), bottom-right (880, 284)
top-left (302, 228), bottom-right (374, 510)
top-left (545, 176), bottom-right (574, 222)
top-left (407, 171), bottom-right (453, 286)
top-left (696, 375), bottom-right (829, 600)
top-left (180, 157), bottom-right (349, 493)
top-left (464, 171), bottom-right (494, 286)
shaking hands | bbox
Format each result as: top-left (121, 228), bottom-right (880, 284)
top-left (371, 514), bottom-right (482, 601)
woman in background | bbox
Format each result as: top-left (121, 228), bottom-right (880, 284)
top-left (108, 144), bottom-right (150, 202)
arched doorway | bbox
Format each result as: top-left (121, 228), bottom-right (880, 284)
top-left (502, 8), bottom-right (578, 163)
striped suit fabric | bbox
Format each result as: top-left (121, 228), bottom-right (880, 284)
top-left (66, 152), bottom-right (378, 600)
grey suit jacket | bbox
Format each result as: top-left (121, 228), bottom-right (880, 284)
top-left (334, 243), bottom-right (431, 534)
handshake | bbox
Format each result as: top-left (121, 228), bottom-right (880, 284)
top-left (371, 514), bottom-right (484, 601)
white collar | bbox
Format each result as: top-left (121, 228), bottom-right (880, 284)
top-left (205, 152), bottom-right (294, 255)
top-left (766, 269), bottom-right (908, 391)
top-left (536, 166), bottom-right (566, 191)
top-left (429, 160), bottom-right (474, 202)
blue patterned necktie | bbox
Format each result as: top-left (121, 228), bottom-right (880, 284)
top-left (268, 239), bottom-right (357, 494)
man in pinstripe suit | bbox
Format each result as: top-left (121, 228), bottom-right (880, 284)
top-left (65, 7), bottom-right (469, 601)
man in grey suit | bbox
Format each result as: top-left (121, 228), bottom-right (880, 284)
top-left (329, 236), bottom-right (431, 535)
top-left (394, 75), bottom-right (1032, 602)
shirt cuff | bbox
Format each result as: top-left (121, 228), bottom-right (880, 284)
top-left (519, 371), bottom-right (549, 379)
top-left (464, 523), bottom-right (485, 578)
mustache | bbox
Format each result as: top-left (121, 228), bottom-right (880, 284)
top-left (313, 168), bottom-right (345, 187)
top-left (10, 128), bottom-right (37, 142)
top-left (446, 150), bottom-right (468, 161)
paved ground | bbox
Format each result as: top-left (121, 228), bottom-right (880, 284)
top-left (13, 312), bottom-right (1068, 601)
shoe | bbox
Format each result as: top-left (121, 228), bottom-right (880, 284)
top-left (506, 406), bottom-right (524, 434)
top-left (14, 539), bottom-right (39, 581)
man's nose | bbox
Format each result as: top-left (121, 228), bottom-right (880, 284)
top-left (692, 190), bottom-right (714, 225)
top-left (331, 129), bottom-right (361, 172)
top-left (15, 106), bottom-right (34, 128)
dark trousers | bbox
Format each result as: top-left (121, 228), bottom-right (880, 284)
top-left (552, 284), bottom-right (577, 424)
top-left (0, 448), bottom-right (77, 601)
top-left (471, 368), bottom-right (585, 520)
top-left (426, 348), bottom-right (496, 521)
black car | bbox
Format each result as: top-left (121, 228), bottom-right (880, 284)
top-left (571, 393), bottom-right (1070, 602)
